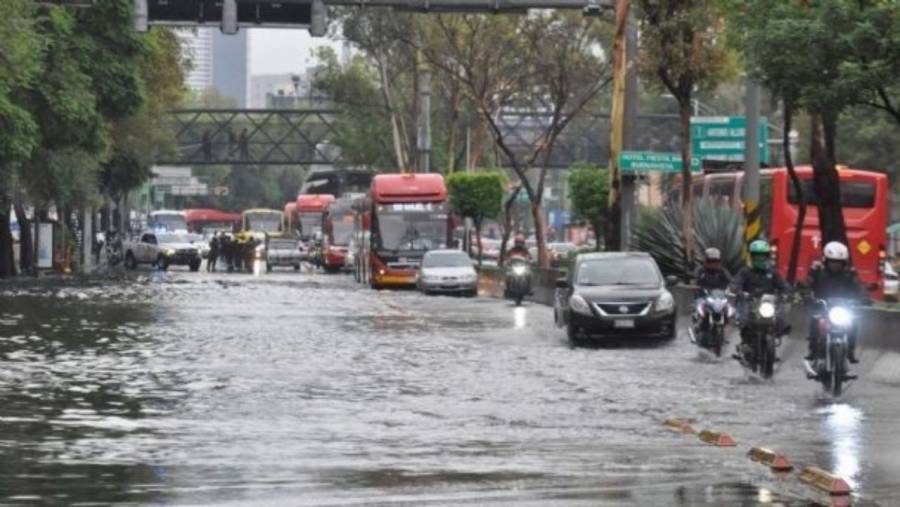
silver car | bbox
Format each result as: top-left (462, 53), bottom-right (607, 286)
top-left (417, 249), bottom-right (478, 297)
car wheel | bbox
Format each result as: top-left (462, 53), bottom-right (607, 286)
top-left (293, 264), bottom-right (300, 271)
top-left (124, 252), bottom-right (137, 270)
top-left (567, 323), bottom-right (584, 347)
top-left (466, 288), bottom-right (477, 298)
top-left (266, 263), bottom-right (273, 273)
top-left (189, 260), bottom-right (201, 272)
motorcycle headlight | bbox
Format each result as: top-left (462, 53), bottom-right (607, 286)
top-left (828, 307), bottom-right (854, 327)
top-left (758, 301), bottom-right (776, 319)
top-left (569, 294), bottom-right (592, 315)
top-left (656, 291), bottom-right (675, 312)
top-left (512, 265), bottom-right (528, 276)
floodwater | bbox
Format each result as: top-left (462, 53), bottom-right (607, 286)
top-left (1, 271), bottom-right (898, 505)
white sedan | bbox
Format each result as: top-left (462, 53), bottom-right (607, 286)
top-left (417, 249), bottom-right (478, 297)
top-left (884, 262), bottom-right (898, 302)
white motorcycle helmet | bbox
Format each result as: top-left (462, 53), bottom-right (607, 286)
top-left (823, 241), bottom-right (849, 273)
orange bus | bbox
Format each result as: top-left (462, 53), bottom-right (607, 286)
top-left (689, 166), bottom-right (889, 297)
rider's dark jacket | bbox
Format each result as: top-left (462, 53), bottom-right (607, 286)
top-left (729, 266), bottom-right (790, 295)
top-left (694, 267), bottom-right (731, 291)
top-left (804, 265), bottom-right (869, 302)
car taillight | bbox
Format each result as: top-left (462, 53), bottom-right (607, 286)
top-left (879, 247), bottom-right (886, 274)
top-left (770, 240), bottom-right (779, 261)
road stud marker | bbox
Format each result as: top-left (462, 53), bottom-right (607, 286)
top-left (747, 446), bottom-right (793, 471)
top-left (798, 466), bottom-right (852, 496)
top-left (698, 429), bottom-right (736, 447)
top-left (663, 418), bottom-right (695, 434)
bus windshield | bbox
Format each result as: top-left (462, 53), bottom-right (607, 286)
top-left (376, 204), bottom-right (448, 252)
top-left (299, 212), bottom-right (323, 237)
top-left (150, 213), bottom-right (186, 232)
top-left (788, 179), bottom-right (876, 208)
top-left (332, 215), bottom-right (354, 245)
top-left (245, 213), bottom-right (282, 232)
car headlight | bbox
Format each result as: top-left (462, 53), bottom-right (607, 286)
top-left (164, 248), bottom-right (175, 256)
top-left (512, 265), bottom-right (528, 276)
top-left (828, 307), bottom-right (854, 327)
top-left (656, 291), bottom-right (675, 312)
top-left (758, 301), bottom-right (776, 319)
top-left (569, 294), bottom-right (592, 315)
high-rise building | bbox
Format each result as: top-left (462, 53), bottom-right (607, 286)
top-left (212, 30), bottom-right (250, 107)
top-left (176, 28), bottom-right (214, 91)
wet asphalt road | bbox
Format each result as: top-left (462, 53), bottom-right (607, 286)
top-left (1, 267), bottom-right (899, 506)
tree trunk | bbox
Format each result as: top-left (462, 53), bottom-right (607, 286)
top-left (678, 100), bottom-right (695, 268)
top-left (810, 113), bottom-right (848, 246)
top-left (14, 197), bottom-right (33, 274)
top-left (592, 220), bottom-right (602, 252)
top-left (475, 218), bottom-right (483, 268)
top-left (531, 201), bottom-right (548, 269)
top-left (784, 102), bottom-right (805, 284)
top-left (0, 197), bottom-right (17, 278)
top-left (499, 187), bottom-right (520, 266)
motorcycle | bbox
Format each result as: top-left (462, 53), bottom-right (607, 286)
top-left (690, 289), bottom-right (734, 357)
top-left (804, 298), bottom-right (858, 397)
top-left (105, 231), bottom-right (123, 267)
top-left (504, 257), bottom-right (531, 306)
top-left (734, 292), bottom-right (783, 379)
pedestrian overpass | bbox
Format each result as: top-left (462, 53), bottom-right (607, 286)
top-left (160, 107), bottom-right (681, 168)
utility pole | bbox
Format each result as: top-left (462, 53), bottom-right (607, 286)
top-left (607, 0), bottom-right (631, 251)
top-left (743, 80), bottom-right (762, 247)
top-left (417, 55), bottom-right (432, 173)
top-left (620, 10), bottom-right (638, 251)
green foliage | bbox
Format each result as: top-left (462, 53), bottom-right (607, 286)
top-left (634, 200), bottom-right (745, 278)
top-left (447, 171), bottom-right (506, 225)
top-left (567, 163), bottom-right (609, 249)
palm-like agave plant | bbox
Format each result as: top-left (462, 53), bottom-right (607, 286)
top-left (633, 200), bottom-right (746, 278)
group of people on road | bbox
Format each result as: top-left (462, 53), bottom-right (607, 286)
top-left (205, 231), bottom-right (262, 273)
top-left (693, 239), bottom-right (870, 367)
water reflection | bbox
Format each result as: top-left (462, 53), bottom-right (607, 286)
top-left (823, 403), bottom-right (862, 489)
top-left (513, 306), bottom-right (527, 329)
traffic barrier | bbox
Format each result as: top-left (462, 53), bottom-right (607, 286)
top-left (697, 429), bottom-right (736, 447)
top-left (747, 446), bottom-right (793, 471)
top-left (798, 466), bottom-right (852, 496)
top-left (663, 417), bottom-right (695, 434)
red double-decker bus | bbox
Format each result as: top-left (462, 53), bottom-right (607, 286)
top-left (358, 173), bottom-right (451, 289)
top-left (689, 165), bottom-right (889, 297)
top-left (295, 194), bottom-right (336, 241)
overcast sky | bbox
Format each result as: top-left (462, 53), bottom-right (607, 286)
top-left (248, 29), bottom-right (343, 76)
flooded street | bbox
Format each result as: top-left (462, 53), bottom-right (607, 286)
top-left (1, 271), bottom-right (899, 505)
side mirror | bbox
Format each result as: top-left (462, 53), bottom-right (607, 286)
top-left (555, 277), bottom-right (569, 289)
top-left (665, 275), bottom-right (680, 287)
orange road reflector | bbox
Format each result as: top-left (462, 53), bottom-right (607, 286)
top-left (747, 446), bottom-right (793, 471)
top-left (663, 418), bottom-right (695, 434)
top-left (799, 466), bottom-right (852, 496)
top-left (698, 429), bottom-right (736, 447)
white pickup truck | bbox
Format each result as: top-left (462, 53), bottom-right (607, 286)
top-left (123, 231), bottom-right (203, 271)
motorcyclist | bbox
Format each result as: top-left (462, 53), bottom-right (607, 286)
top-left (803, 241), bottom-right (869, 364)
top-left (729, 240), bottom-right (790, 356)
top-left (692, 247), bottom-right (731, 335)
top-left (507, 234), bottom-right (531, 262)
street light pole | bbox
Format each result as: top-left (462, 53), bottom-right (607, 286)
top-left (743, 79), bottom-right (762, 247)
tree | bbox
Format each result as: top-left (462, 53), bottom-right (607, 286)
top-left (422, 12), bottom-right (612, 268)
top-left (567, 163), bottom-right (610, 251)
top-left (635, 0), bottom-right (735, 265)
top-left (0, 0), bottom-right (43, 277)
top-left (447, 171), bottom-right (505, 265)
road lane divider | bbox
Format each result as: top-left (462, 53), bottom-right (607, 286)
top-left (747, 446), bottom-right (793, 472)
top-left (697, 429), bottom-right (736, 447)
top-left (798, 466), bottom-right (852, 497)
top-left (663, 417), bottom-right (695, 434)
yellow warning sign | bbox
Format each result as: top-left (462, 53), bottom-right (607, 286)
top-left (858, 240), bottom-right (871, 255)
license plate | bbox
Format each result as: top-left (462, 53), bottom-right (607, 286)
top-left (614, 319), bottom-right (635, 328)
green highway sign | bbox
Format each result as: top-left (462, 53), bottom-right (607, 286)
top-left (619, 151), bottom-right (701, 173)
top-left (691, 116), bottom-right (769, 163)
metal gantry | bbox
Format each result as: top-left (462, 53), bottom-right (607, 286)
top-left (160, 108), bottom-right (341, 166)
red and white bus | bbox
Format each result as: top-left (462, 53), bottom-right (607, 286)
top-left (690, 166), bottom-right (889, 297)
top-left (357, 173), bottom-right (451, 289)
top-left (184, 209), bottom-right (240, 235)
top-left (295, 194), bottom-right (336, 241)
top-left (322, 198), bottom-right (355, 273)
